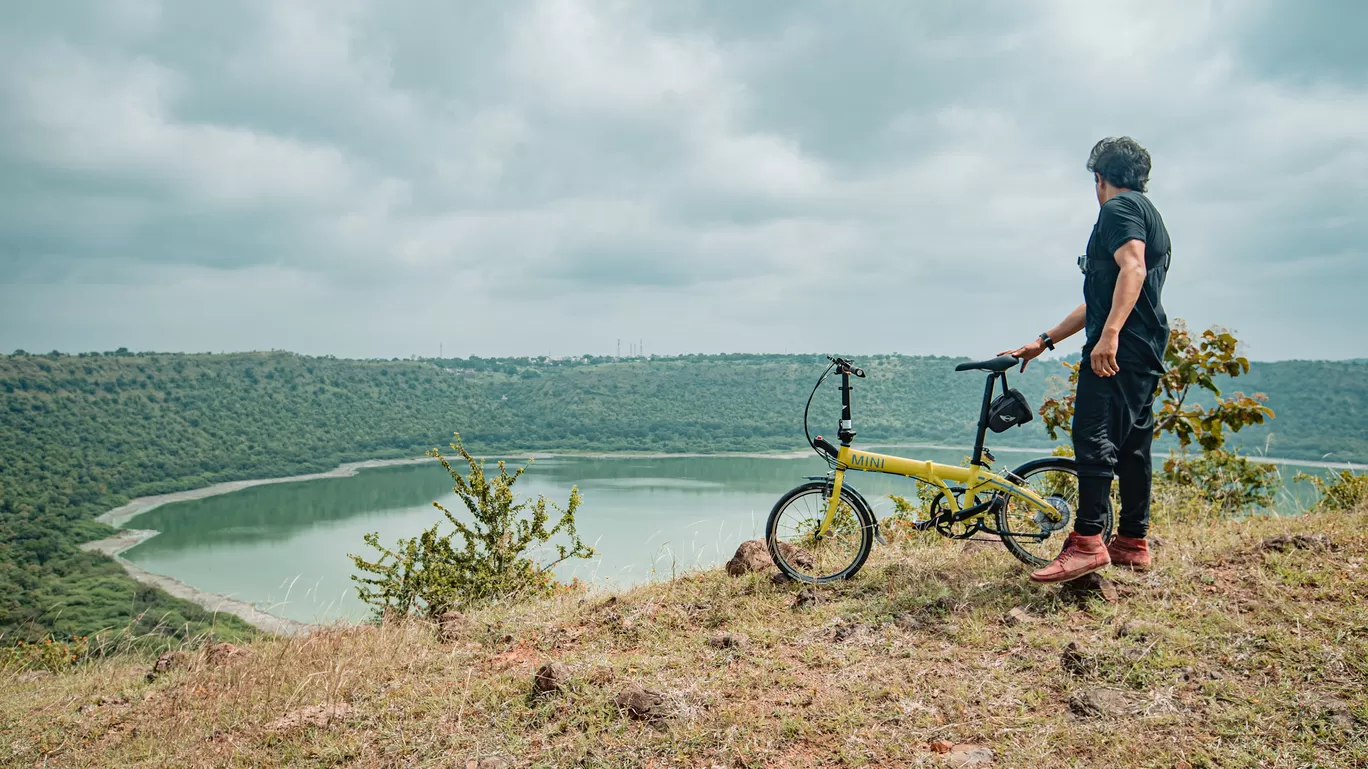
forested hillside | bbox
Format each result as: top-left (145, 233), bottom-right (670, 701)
top-left (1, 349), bottom-right (1364, 641)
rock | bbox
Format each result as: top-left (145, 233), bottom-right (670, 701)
top-left (436, 610), bottom-right (465, 644)
top-left (706, 632), bottom-right (750, 650)
top-left (461, 758), bottom-right (511, 769)
top-left (1260, 533), bottom-right (1333, 553)
top-left (725, 539), bottom-right (813, 576)
top-left (1320, 698), bottom-right (1359, 729)
top-left (1068, 688), bottom-right (1140, 719)
top-left (771, 571), bottom-right (794, 585)
top-left (929, 739), bottom-right (954, 754)
top-left (1059, 573), bottom-right (1118, 604)
top-left (832, 621), bottom-right (858, 642)
top-left (532, 661), bottom-right (570, 696)
top-left (1060, 641), bottom-right (1095, 676)
top-left (147, 650), bottom-right (189, 681)
top-left (265, 702), bottom-right (353, 732)
top-left (614, 686), bottom-right (669, 721)
top-left (1115, 619), bottom-right (1165, 639)
top-left (793, 587), bottom-right (819, 610)
top-left (894, 613), bottom-right (926, 633)
top-left (1004, 607), bottom-right (1036, 627)
top-left (205, 642), bottom-right (246, 667)
top-left (946, 744), bottom-right (995, 767)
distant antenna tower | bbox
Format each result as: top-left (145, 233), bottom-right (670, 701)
top-left (617, 338), bottom-right (621, 358)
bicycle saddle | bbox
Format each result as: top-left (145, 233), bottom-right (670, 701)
top-left (954, 355), bottom-right (1018, 372)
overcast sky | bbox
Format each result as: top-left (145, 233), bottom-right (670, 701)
top-left (1, 1), bottom-right (1364, 361)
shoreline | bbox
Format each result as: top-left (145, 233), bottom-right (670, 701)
top-left (88, 445), bottom-right (1363, 635)
top-left (89, 456), bottom-right (440, 636)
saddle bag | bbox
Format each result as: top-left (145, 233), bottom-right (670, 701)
top-left (988, 388), bottom-right (1034, 433)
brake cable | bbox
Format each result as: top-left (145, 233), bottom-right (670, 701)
top-left (803, 360), bottom-right (837, 460)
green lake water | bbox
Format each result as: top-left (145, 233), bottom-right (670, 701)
top-left (121, 449), bottom-right (1331, 623)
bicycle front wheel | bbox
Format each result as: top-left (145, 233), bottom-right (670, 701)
top-left (995, 457), bottom-right (1114, 568)
top-left (765, 481), bottom-right (875, 583)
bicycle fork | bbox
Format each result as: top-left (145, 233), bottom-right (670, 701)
top-left (817, 469), bottom-right (847, 538)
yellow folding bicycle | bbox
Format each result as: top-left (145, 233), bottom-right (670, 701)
top-left (765, 355), bottom-right (1113, 582)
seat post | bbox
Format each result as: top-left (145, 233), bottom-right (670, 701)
top-left (970, 372), bottom-right (999, 466)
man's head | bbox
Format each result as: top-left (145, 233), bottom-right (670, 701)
top-left (1087, 136), bottom-right (1151, 204)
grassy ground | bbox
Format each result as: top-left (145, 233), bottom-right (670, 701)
top-left (3, 503), bottom-right (1366, 768)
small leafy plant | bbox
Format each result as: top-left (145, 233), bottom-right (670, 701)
top-left (1295, 469), bottom-right (1368, 513)
top-left (350, 434), bottom-right (594, 619)
top-left (1039, 320), bottom-right (1277, 513)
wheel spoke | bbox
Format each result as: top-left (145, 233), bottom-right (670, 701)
top-left (769, 487), bottom-right (869, 581)
top-left (996, 461), bottom-right (1111, 568)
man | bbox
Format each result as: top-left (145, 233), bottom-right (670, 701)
top-left (1002, 136), bottom-right (1171, 582)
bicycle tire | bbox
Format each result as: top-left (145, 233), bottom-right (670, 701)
top-left (995, 456), bottom-right (1114, 568)
top-left (765, 481), bottom-right (876, 583)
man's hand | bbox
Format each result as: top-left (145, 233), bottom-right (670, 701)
top-left (998, 338), bottom-right (1046, 372)
top-left (1090, 330), bottom-right (1120, 376)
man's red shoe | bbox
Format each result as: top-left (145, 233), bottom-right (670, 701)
top-left (1107, 535), bottom-right (1152, 571)
top-left (1030, 532), bottom-right (1110, 583)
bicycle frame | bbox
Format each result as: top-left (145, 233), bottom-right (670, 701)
top-left (815, 364), bottom-right (1060, 536)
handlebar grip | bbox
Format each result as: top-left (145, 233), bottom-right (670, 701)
top-left (813, 436), bottom-right (840, 458)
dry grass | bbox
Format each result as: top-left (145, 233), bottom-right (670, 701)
top-left (4, 504), bottom-right (1368, 768)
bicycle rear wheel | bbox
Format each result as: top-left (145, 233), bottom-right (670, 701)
top-left (765, 481), bottom-right (875, 583)
top-left (995, 457), bottom-right (1113, 568)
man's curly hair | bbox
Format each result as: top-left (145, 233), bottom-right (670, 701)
top-left (1087, 137), bottom-right (1151, 192)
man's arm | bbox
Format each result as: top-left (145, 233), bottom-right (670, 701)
top-left (1088, 239), bottom-right (1146, 377)
top-left (1000, 303), bottom-right (1086, 371)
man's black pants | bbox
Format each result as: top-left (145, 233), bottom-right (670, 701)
top-left (1071, 364), bottom-right (1160, 539)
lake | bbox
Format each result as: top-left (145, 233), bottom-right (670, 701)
top-left (120, 448), bottom-right (1333, 623)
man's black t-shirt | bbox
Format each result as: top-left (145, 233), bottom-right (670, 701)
top-left (1082, 190), bottom-right (1171, 375)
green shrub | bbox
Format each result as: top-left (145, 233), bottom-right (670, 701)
top-left (1295, 469), bottom-right (1368, 513)
top-left (0, 635), bottom-right (88, 673)
top-left (1161, 448), bottom-right (1279, 513)
top-left (349, 434), bottom-right (594, 619)
top-left (1039, 320), bottom-right (1277, 514)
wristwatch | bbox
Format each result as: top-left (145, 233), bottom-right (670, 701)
top-left (1038, 332), bottom-right (1055, 351)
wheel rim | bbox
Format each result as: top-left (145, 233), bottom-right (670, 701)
top-left (1000, 466), bottom-right (1080, 564)
top-left (771, 489), bottom-right (866, 580)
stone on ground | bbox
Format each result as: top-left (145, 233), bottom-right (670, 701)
top-left (205, 642), bottom-right (246, 667)
top-left (946, 744), bottom-right (995, 766)
top-left (1068, 688), bottom-right (1141, 718)
top-left (1260, 533), bottom-right (1333, 552)
top-left (532, 661), bottom-right (570, 696)
top-left (436, 610), bottom-right (466, 644)
top-left (1059, 572), bottom-right (1118, 604)
top-left (706, 632), bottom-right (750, 650)
top-left (147, 650), bottom-right (189, 681)
top-left (724, 539), bottom-right (813, 576)
top-left (614, 686), bottom-right (669, 721)
top-left (265, 703), bottom-right (353, 732)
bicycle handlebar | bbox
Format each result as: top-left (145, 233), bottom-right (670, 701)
top-left (826, 355), bottom-right (865, 378)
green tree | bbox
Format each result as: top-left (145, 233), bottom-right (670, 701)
top-left (349, 434), bottom-right (594, 618)
top-left (1039, 320), bottom-right (1278, 512)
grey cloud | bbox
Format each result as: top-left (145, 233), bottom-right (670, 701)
top-left (0, 0), bottom-right (1365, 361)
